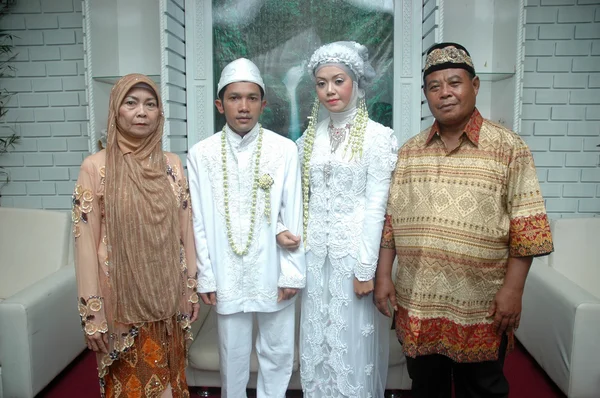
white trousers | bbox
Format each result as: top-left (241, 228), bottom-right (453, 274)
top-left (217, 303), bottom-right (296, 398)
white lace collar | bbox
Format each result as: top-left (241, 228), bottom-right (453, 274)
top-left (328, 81), bottom-right (360, 127)
top-left (329, 106), bottom-right (358, 128)
top-left (225, 123), bottom-right (260, 151)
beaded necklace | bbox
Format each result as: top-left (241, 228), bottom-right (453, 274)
top-left (328, 121), bottom-right (350, 154)
top-left (221, 124), bottom-right (264, 256)
top-left (301, 97), bottom-right (368, 243)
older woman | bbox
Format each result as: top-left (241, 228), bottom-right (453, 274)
top-left (72, 74), bottom-right (199, 398)
top-left (295, 41), bottom-right (397, 397)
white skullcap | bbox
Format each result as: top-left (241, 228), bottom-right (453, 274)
top-left (307, 41), bottom-right (376, 89)
top-left (217, 58), bottom-right (265, 97)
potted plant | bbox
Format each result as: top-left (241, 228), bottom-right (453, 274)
top-left (0, 0), bottom-right (20, 194)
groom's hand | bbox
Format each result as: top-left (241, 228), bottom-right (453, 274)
top-left (199, 292), bottom-right (217, 306)
top-left (277, 231), bottom-right (301, 251)
top-left (277, 288), bottom-right (298, 302)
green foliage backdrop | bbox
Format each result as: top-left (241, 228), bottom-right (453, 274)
top-left (213, 0), bottom-right (394, 140)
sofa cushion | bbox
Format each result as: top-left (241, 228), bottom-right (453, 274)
top-left (189, 307), bottom-right (220, 371)
top-left (548, 218), bottom-right (600, 299)
top-left (388, 329), bottom-right (407, 367)
top-left (0, 208), bottom-right (71, 299)
top-left (188, 307), bottom-right (300, 373)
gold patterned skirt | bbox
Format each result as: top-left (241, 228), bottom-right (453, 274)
top-left (101, 317), bottom-right (190, 398)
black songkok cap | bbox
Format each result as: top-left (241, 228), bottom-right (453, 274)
top-left (423, 42), bottom-right (476, 80)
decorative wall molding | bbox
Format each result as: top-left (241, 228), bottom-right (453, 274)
top-left (437, 0), bottom-right (444, 42)
top-left (195, 85), bottom-right (208, 144)
top-left (160, 0), bottom-right (170, 151)
top-left (185, 0), bottom-right (214, 148)
top-left (400, 82), bottom-right (412, 144)
top-left (513, 0), bottom-right (525, 135)
top-left (194, 0), bottom-right (206, 79)
top-left (394, 0), bottom-right (423, 145)
top-left (82, 0), bottom-right (96, 154)
top-left (401, 0), bottom-right (412, 78)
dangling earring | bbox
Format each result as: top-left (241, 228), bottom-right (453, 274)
top-left (301, 95), bottom-right (321, 244)
top-left (359, 97), bottom-right (368, 116)
top-left (310, 96), bottom-right (320, 121)
top-left (344, 97), bottom-right (368, 160)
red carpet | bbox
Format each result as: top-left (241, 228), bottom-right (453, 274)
top-left (37, 341), bottom-right (565, 398)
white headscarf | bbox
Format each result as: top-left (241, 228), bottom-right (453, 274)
top-left (308, 41), bottom-right (375, 117)
top-left (307, 41), bottom-right (376, 90)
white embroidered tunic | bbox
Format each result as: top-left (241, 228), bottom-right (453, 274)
top-left (298, 108), bottom-right (397, 398)
top-left (187, 124), bottom-right (306, 315)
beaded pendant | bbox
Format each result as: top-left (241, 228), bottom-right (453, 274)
top-left (328, 121), bottom-right (350, 154)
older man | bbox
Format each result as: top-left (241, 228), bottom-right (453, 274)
top-left (374, 42), bottom-right (554, 398)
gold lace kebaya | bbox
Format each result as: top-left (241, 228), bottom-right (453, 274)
top-left (221, 124), bottom-right (265, 256)
top-left (71, 184), bottom-right (93, 238)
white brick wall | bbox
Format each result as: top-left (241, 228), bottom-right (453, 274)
top-left (523, 0), bottom-right (600, 218)
top-left (0, 0), bottom-right (86, 210)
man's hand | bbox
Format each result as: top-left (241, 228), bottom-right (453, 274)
top-left (353, 278), bottom-right (374, 298)
top-left (276, 231), bottom-right (301, 251)
top-left (190, 302), bottom-right (200, 322)
top-left (200, 292), bottom-right (217, 306)
top-left (487, 255), bottom-right (532, 335)
top-left (278, 287), bottom-right (298, 302)
top-left (487, 286), bottom-right (523, 335)
top-left (85, 331), bottom-right (109, 354)
top-left (374, 276), bottom-right (398, 317)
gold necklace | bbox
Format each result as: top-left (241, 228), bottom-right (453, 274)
top-left (221, 125), bottom-right (264, 256)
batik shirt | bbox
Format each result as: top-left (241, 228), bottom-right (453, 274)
top-left (381, 108), bottom-right (553, 362)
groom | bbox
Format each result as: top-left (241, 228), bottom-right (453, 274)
top-left (187, 58), bottom-right (305, 397)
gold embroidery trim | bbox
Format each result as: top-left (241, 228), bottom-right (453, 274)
top-left (424, 46), bottom-right (474, 72)
top-left (189, 292), bottom-right (199, 304)
top-left (72, 184), bottom-right (93, 238)
top-left (187, 277), bottom-right (198, 289)
top-left (78, 296), bottom-right (107, 335)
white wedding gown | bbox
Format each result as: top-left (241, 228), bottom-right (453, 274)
top-left (298, 107), bottom-right (398, 398)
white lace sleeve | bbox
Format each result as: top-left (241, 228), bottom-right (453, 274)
top-left (277, 140), bottom-right (306, 288)
top-left (187, 149), bottom-right (217, 293)
top-left (354, 124), bottom-right (398, 281)
top-left (296, 131), bottom-right (306, 163)
top-left (276, 218), bottom-right (289, 235)
top-left (270, 132), bottom-right (309, 235)
top-left (275, 132), bottom-right (307, 237)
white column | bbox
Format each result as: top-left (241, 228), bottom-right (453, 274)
top-left (394, 0), bottom-right (424, 145)
top-left (185, 0), bottom-right (215, 149)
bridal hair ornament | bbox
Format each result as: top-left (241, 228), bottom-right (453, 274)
top-left (306, 41), bottom-right (376, 89)
top-left (301, 41), bottom-right (373, 243)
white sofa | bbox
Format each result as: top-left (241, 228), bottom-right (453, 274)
top-left (186, 294), bottom-right (412, 393)
top-left (516, 217), bottom-right (600, 398)
top-left (0, 207), bottom-right (86, 398)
